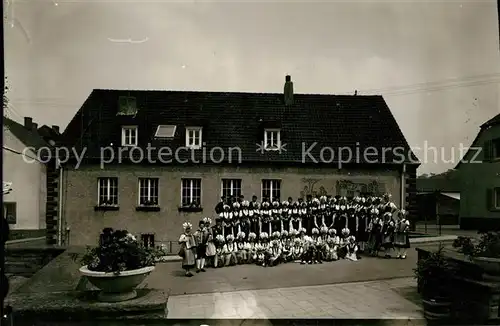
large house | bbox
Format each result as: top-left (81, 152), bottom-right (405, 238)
top-left (456, 113), bottom-right (500, 230)
top-left (58, 76), bottom-right (419, 246)
top-left (2, 117), bottom-right (60, 240)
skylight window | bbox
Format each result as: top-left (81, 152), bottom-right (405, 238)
top-left (155, 125), bottom-right (177, 138)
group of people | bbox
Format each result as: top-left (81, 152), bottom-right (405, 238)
top-left (177, 193), bottom-right (411, 277)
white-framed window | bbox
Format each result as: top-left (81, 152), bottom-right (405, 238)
top-left (262, 179), bottom-right (281, 202)
top-left (155, 125), bottom-right (177, 138)
top-left (138, 178), bottom-right (159, 206)
top-left (181, 178), bottom-right (202, 207)
top-left (121, 126), bottom-right (138, 146)
top-left (98, 177), bottom-right (118, 206)
top-left (495, 187), bottom-right (500, 209)
top-left (264, 129), bottom-right (281, 150)
top-left (221, 179), bottom-right (242, 201)
top-left (185, 127), bottom-right (202, 149)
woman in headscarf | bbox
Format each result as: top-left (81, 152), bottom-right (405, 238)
top-left (178, 222), bottom-right (197, 277)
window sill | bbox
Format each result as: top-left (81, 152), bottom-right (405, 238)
top-left (178, 206), bottom-right (203, 213)
top-left (185, 146), bottom-right (202, 150)
top-left (136, 206), bottom-right (161, 212)
top-left (94, 205), bottom-right (119, 211)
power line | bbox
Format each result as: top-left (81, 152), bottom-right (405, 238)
top-left (7, 73), bottom-right (500, 105)
top-left (357, 72), bottom-right (500, 94)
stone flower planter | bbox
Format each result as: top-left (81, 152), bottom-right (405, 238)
top-left (472, 257), bottom-right (500, 282)
top-left (79, 265), bottom-right (155, 302)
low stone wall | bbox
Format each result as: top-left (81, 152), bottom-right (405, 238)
top-left (416, 247), bottom-right (500, 322)
top-left (5, 246), bottom-right (65, 277)
top-left (6, 247), bottom-right (168, 324)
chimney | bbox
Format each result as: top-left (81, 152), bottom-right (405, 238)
top-left (354, 90), bottom-right (358, 96)
top-left (24, 117), bottom-right (33, 129)
top-left (52, 125), bottom-right (60, 134)
top-left (284, 75), bottom-right (294, 106)
top-left (32, 122), bottom-right (38, 131)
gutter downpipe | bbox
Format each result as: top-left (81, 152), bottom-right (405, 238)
top-left (57, 159), bottom-right (64, 246)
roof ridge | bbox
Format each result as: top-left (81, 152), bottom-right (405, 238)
top-left (92, 88), bottom-right (384, 97)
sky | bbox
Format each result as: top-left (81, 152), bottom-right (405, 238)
top-left (4, 0), bottom-right (500, 175)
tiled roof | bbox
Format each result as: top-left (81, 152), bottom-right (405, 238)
top-left (61, 88), bottom-right (419, 165)
top-left (416, 170), bottom-right (461, 193)
top-left (3, 117), bottom-right (49, 150)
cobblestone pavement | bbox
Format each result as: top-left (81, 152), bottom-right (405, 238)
top-left (167, 277), bottom-right (423, 319)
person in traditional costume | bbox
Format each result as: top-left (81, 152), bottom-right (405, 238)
top-left (281, 200), bottom-right (291, 233)
top-left (239, 200), bottom-right (251, 236)
top-left (271, 200), bottom-right (282, 233)
top-left (260, 200), bottom-right (272, 235)
top-left (310, 197), bottom-right (320, 231)
top-left (291, 237), bottom-right (304, 262)
top-left (236, 231), bottom-right (248, 264)
top-left (194, 219), bottom-right (209, 273)
top-left (302, 236), bottom-right (317, 264)
top-left (323, 197), bottom-right (335, 230)
top-left (338, 228), bottom-right (350, 259)
top-left (346, 235), bottom-right (359, 261)
top-left (290, 201), bottom-right (302, 232)
top-left (220, 204), bottom-right (234, 238)
top-left (327, 228), bottom-right (339, 261)
top-left (259, 232), bottom-right (271, 267)
top-left (267, 239), bottom-right (283, 267)
top-left (380, 211), bottom-right (396, 259)
top-left (366, 208), bottom-right (381, 256)
top-left (334, 201), bottom-right (348, 236)
top-left (356, 199), bottom-right (369, 254)
top-left (249, 199), bottom-right (261, 235)
top-left (232, 201), bottom-right (241, 238)
top-left (281, 231), bottom-right (293, 262)
top-left (215, 196), bottom-right (225, 214)
top-left (300, 199), bottom-right (310, 235)
top-left (222, 234), bottom-right (238, 266)
top-left (178, 222), bottom-right (197, 277)
top-left (254, 234), bottom-right (264, 265)
top-left (247, 232), bottom-right (257, 263)
top-left (205, 218), bottom-right (217, 267)
top-left (347, 204), bottom-right (358, 242)
top-left (394, 209), bottom-right (411, 259)
top-left (213, 234), bottom-right (225, 268)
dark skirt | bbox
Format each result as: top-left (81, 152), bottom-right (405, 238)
top-left (393, 232), bottom-right (411, 248)
top-left (367, 231), bottom-right (381, 251)
top-left (357, 228), bottom-right (369, 242)
top-left (291, 219), bottom-right (301, 231)
top-left (381, 233), bottom-right (394, 249)
top-left (196, 245), bottom-right (207, 259)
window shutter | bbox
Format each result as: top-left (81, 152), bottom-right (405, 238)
top-left (487, 188), bottom-right (493, 210)
top-left (484, 140), bottom-right (493, 162)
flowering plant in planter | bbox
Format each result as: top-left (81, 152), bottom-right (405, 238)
top-left (452, 232), bottom-right (500, 258)
top-left (76, 228), bottom-right (162, 275)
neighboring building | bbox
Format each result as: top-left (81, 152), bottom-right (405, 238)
top-left (456, 113), bottom-right (500, 230)
top-left (416, 170), bottom-right (461, 225)
top-left (58, 76), bottom-right (419, 246)
top-left (2, 117), bottom-right (59, 239)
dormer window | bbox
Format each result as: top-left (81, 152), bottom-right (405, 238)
top-left (155, 125), bottom-right (177, 138)
top-left (186, 127), bottom-right (202, 149)
top-left (122, 126), bottom-right (138, 146)
top-left (117, 96), bottom-right (138, 116)
top-left (264, 129), bottom-right (281, 150)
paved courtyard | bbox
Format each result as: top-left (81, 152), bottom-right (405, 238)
top-left (167, 277), bottom-right (423, 319)
top-left (142, 244), bottom-right (440, 319)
